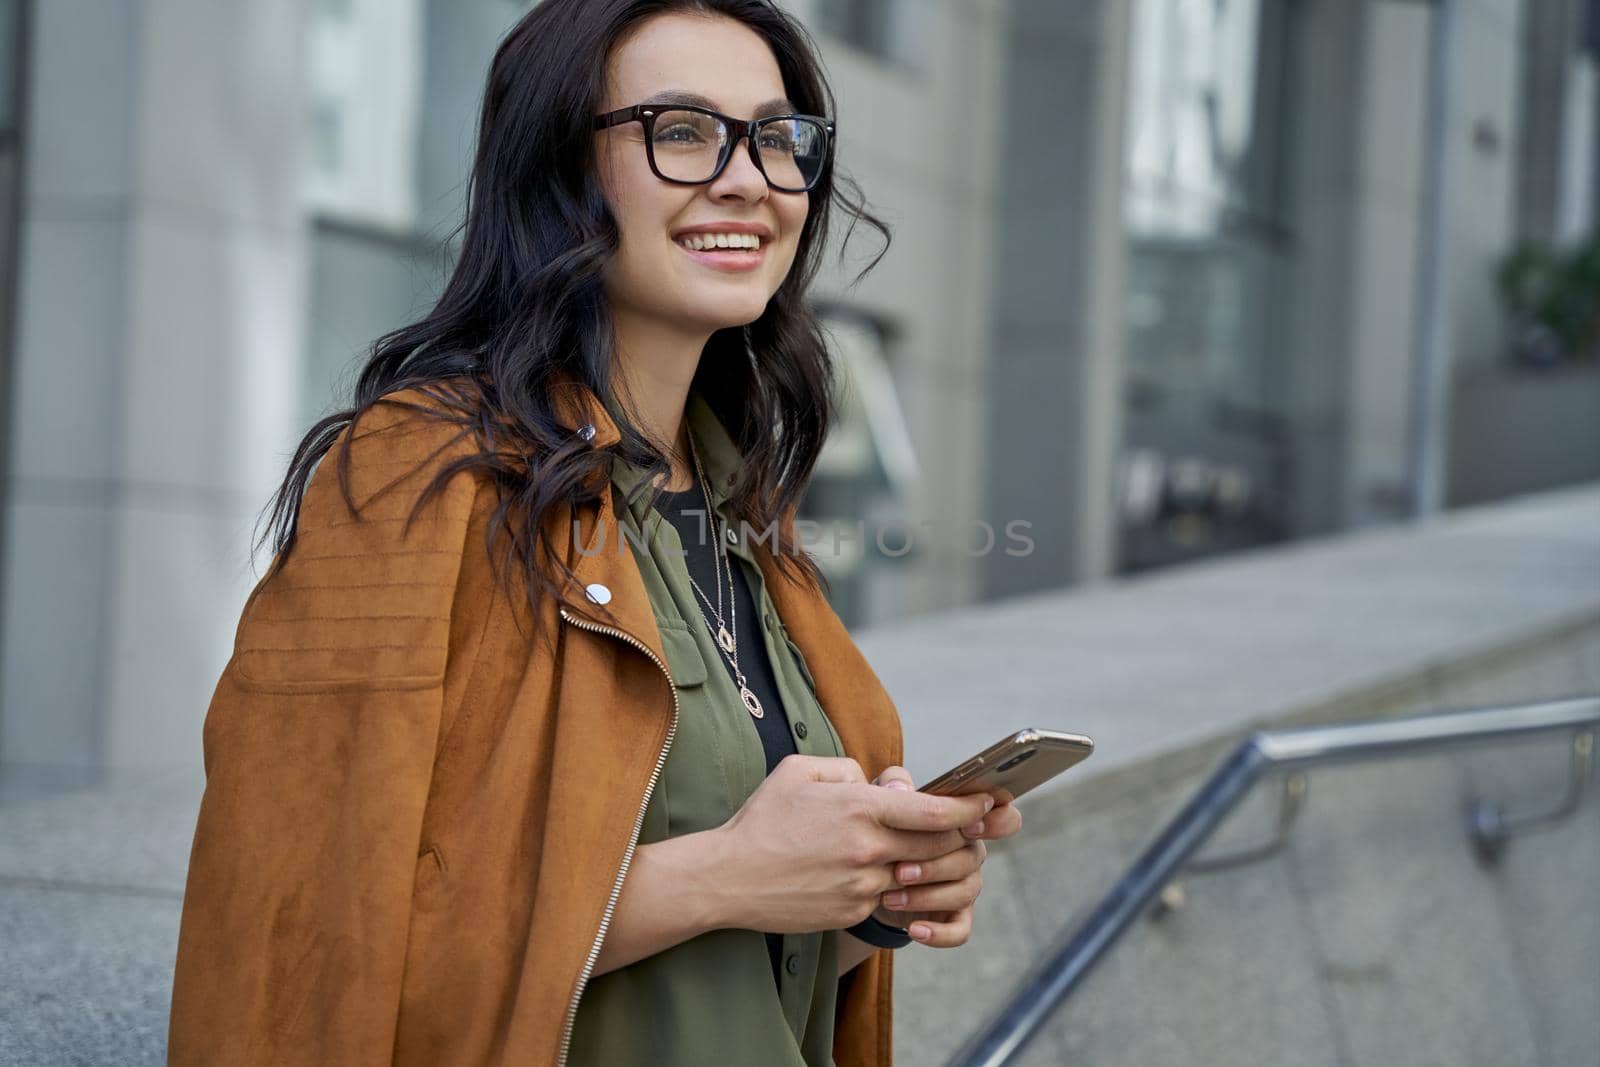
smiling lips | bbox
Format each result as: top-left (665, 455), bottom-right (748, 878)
top-left (674, 231), bottom-right (763, 252)
top-left (673, 229), bottom-right (769, 272)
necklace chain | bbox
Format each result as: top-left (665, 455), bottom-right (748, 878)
top-left (679, 429), bottom-right (765, 719)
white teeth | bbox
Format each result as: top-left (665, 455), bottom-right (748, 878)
top-left (676, 232), bottom-right (762, 251)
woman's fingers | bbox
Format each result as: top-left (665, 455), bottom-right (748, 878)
top-left (870, 787), bottom-right (992, 834)
top-left (906, 907), bottom-right (974, 948)
top-left (789, 753), bottom-right (868, 784)
top-left (864, 783), bottom-right (1014, 950)
top-left (882, 869), bottom-right (983, 915)
top-left (969, 799), bottom-right (1022, 840)
top-left (873, 765), bottom-right (916, 790)
top-left (893, 838), bottom-right (985, 887)
top-left (869, 770), bottom-right (1014, 843)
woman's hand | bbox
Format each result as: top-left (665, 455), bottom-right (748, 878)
top-left (708, 754), bottom-right (995, 934)
top-left (868, 765), bottom-right (1023, 947)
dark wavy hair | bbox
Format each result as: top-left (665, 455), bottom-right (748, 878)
top-left (255, 0), bottom-right (890, 650)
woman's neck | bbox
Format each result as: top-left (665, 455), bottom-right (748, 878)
top-left (610, 309), bottom-right (711, 493)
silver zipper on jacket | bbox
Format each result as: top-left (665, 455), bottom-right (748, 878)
top-left (554, 604), bottom-right (680, 1067)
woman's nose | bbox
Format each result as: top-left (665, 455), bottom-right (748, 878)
top-left (709, 136), bottom-right (769, 199)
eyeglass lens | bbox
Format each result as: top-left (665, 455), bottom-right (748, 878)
top-left (650, 109), bottom-right (827, 190)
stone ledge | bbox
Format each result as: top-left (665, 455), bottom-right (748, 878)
top-left (857, 482), bottom-right (1600, 807)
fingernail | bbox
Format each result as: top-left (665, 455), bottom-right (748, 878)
top-left (885, 780), bottom-right (912, 791)
top-left (983, 796), bottom-right (995, 813)
top-left (899, 863), bottom-right (922, 884)
top-left (965, 820), bottom-right (985, 836)
top-left (910, 923), bottom-right (931, 942)
top-left (884, 891), bottom-right (908, 908)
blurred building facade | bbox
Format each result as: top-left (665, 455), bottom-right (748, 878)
top-left (1, 0), bottom-right (1596, 775)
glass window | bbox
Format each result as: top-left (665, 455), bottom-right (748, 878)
top-left (811, 0), bottom-right (927, 70)
top-left (299, 0), bottom-right (534, 427)
top-left (0, 0), bottom-right (20, 476)
top-left (0, 0), bottom-right (16, 130)
top-left (302, 0), bottom-right (425, 234)
top-left (1117, 0), bottom-right (1296, 573)
top-left (802, 307), bottom-right (920, 627)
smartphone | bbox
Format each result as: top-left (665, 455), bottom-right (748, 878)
top-left (917, 728), bottom-right (1095, 803)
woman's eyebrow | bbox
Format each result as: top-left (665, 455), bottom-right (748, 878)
top-left (640, 89), bottom-right (798, 118)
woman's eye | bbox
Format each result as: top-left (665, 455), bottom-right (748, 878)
top-left (657, 125), bottom-right (705, 144)
top-left (759, 133), bottom-right (794, 152)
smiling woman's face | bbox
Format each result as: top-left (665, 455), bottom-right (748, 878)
top-left (594, 12), bottom-right (811, 335)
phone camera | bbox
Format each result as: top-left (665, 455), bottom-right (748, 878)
top-left (996, 750), bottom-right (1038, 773)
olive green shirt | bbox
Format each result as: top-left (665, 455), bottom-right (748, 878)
top-left (565, 389), bottom-right (849, 1066)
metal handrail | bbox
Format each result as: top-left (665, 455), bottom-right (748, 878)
top-left (946, 695), bottom-right (1600, 1067)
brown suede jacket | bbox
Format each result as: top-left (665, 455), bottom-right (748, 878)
top-left (166, 373), bottom-right (904, 1066)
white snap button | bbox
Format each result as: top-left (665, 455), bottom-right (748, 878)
top-left (584, 582), bottom-right (612, 604)
top-left (578, 423), bottom-right (596, 442)
top-left (726, 526), bottom-right (738, 544)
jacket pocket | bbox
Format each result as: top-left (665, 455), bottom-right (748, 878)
top-left (656, 621), bottom-right (709, 688)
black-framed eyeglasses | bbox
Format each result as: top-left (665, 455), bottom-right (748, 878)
top-left (593, 103), bottom-right (835, 193)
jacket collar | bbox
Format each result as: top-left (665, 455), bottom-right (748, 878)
top-left (548, 367), bottom-right (740, 522)
top-left (548, 368), bottom-right (623, 449)
top-left (609, 390), bottom-right (741, 527)
top-left (549, 369), bottom-right (742, 675)
top-left (548, 370), bottom-right (841, 700)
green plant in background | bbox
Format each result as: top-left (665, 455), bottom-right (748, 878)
top-left (1497, 230), bottom-right (1600, 367)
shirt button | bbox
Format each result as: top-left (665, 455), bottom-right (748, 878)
top-left (726, 525), bottom-right (738, 545)
top-left (577, 423), bottom-right (596, 442)
top-left (583, 582), bottom-right (612, 604)
top-left (785, 953), bottom-right (801, 976)
top-left (794, 721), bottom-right (808, 740)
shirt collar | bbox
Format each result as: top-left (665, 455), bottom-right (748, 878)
top-left (610, 388), bottom-right (742, 527)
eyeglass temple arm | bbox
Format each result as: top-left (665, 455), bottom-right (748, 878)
top-left (592, 106), bottom-right (643, 131)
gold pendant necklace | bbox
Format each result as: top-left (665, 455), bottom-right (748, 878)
top-left (685, 428), bottom-right (763, 718)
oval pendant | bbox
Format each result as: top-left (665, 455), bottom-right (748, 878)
top-left (740, 686), bottom-right (764, 719)
top-left (718, 626), bottom-right (736, 654)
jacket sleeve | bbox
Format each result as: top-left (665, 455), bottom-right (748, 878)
top-left (167, 392), bottom-right (482, 1066)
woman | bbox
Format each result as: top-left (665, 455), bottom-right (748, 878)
top-left (168, 2), bottom-right (1022, 1064)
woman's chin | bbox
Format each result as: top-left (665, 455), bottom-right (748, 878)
top-left (678, 294), bottom-right (771, 331)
